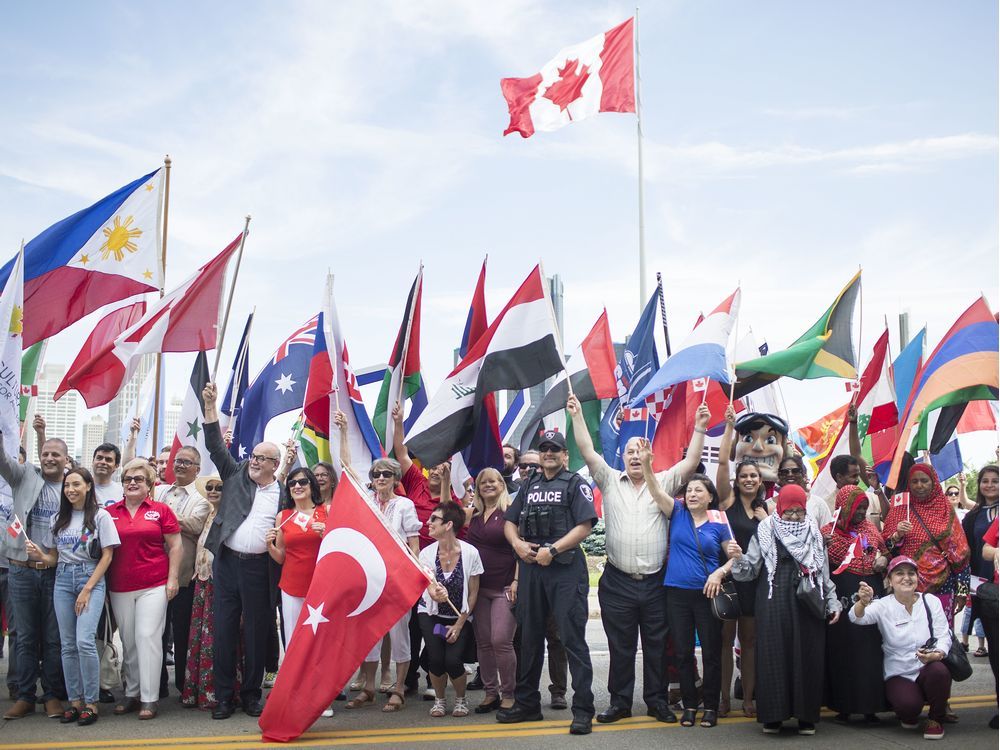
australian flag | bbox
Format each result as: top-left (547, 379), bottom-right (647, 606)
top-left (230, 314), bottom-right (319, 459)
top-left (599, 289), bottom-right (661, 470)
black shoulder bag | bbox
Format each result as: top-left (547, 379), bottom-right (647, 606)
top-left (921, 594), bottom-right (972, 681)
top-left (690, 513), bottom-right (741, 621)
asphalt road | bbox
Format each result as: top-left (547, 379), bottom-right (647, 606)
top-left (0, 619), bottom-right (996, 749)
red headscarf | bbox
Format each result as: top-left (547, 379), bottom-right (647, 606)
top-left (775, 484), bottom-right (807, 516)
top-left (822, 486), bottom-right (887, 575)
top-left (881, 463), bottom-right (970, 591)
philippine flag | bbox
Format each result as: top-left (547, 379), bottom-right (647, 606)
top-left (632, 289), bottom-right (741, 408)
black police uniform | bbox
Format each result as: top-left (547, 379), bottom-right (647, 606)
top-left (504, 467), bottom-right (598, 721)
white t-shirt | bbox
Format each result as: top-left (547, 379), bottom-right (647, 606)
top-left (50, 508), bottom-right (121, 566)
top-left (95, 482), bottom-right (123, 508)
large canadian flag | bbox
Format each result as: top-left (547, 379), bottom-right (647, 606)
top-left (501, 18), bottom-right (635, 138)
top-left (259, 471), bottom-right (429, 742)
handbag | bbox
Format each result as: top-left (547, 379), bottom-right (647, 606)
top-left (87, 531), bottom-right (102, 561)
top-left (921, 594), bottom-right (972, 682)
top-left (690, 512), bottom-right (741, 621)
top-left (96, 603), bottom-right (122, 690)
top-left (976, 580), bottom-right (999, 603)
top-left (795, 572), bottom-right (827, 620)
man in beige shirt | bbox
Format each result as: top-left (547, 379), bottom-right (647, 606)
top-left (155, 447), bottom-right (211, 693)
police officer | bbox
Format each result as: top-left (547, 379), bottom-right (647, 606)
top-left (500, 429), bottom-right (598, 735)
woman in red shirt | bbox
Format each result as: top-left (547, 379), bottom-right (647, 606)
top-left (266, 467), bottom-right (327, 647)
top-left (106, 459), bottom-right (182, 720)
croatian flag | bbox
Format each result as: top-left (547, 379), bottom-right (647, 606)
top-left (632, 289), bottom-right (741, 408)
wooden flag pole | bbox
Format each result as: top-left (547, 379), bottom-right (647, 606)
top-left (635, 7), bottom-right (648, 310)
top-left (152, 155), bottom-right (171, 452)
top-left (212, 215), bottom-right (252, 380)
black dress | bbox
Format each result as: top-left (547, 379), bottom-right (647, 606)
top-left (824, 571), bottom-right (888, 715)
top-left (725, 503), bottom-right (761, 616)
top-left (754, 543), bottom-right (827, 724)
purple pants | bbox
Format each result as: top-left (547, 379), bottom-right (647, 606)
top-left (885, 661), bottom-right (952, 723)
top-left (473, 587), bottom-right (517, 700)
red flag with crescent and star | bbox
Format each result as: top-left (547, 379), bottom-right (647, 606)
top-left (259, 472), bottom-right (430, 742)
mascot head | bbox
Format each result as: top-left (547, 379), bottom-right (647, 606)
top-left (733, 412), bottom-right (790, 483)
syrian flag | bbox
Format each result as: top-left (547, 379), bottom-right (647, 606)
top-left (811, 329), bottom-right (896, 501)
top-left (259, 472), bottom-right (430, 742)
top-left (406, 266), bottom-right (564, 467)
top-left (164, 351), bottom-right (215, 485)
top-left (501, 18), bottom-right (635, 138)
top-left (6, 514), bottom-right (23, 539)
top-left (55, 234), bottom-right (242, 408)
top-left (0, 248), bottom-right (23, 462)
top-left (373, 268), bottom-right (426, 456)
top-left (832, 535), bottom-right (864, 575)
top-left (517, 309), bottom-right (618, 453)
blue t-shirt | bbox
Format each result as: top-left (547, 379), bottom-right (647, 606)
top-left (663, 501), bottom-right (731, 590)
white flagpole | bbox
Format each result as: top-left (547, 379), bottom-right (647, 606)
top-left (634, 8), bottom-right (647, 311)
top-left (212, 215), bottom-right (252, 380)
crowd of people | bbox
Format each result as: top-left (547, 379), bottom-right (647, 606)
top-left (0, 384), bottom-right (996, 741)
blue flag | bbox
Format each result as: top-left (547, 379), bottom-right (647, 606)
top-left (930, 439), bottom-right (962, 481)
top-left (599, 290), bottom-right (661, 469)
top-left (221, 312), bottom-right (253, 423)
top-left (230, 315), bottom-right (319, 459)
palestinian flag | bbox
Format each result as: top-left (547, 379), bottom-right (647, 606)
top-left (735, 271), bottom-right (861, 398)
top-left (164, 351), bottom-right (215, 485)
top-left (300, 311), bottom-right (335, 467)
top-left (406, 266), bottom-right (563, 467)
top-left (517, 309), bottom-right (618, 454)
top-left (373, 268), bottom-right (426, 456)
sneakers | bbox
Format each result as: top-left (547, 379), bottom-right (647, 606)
top-left (797, 721), bottom-right (816, 735)
top-left (900, 719), bottom-right (921, 730)
top-left (262, 671), bottom-right (277, 689)
top-left (923, 720), bottom-right (944, 740)
top-left (430, 699), bottom-right (447, 718)
top-left (452, 697), bottom-right (469, 717)
top-left (762, 721), bottom-right (781, 734)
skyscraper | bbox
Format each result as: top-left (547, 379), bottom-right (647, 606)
top-left (105, 353), bottom-right (155, 445)
top-left (30, 364), bottom-right (79, 463)
top-left (81, 414), bottom-right (108, 466)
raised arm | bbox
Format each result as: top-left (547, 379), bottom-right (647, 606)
top-left (716, 405), bottom-right (737, 509)
top-left (391, 401), bottom-right (414, 476)
top-left (957, 473), bottom-right (974, 511)
top-left (567, 394), bottom-right (603, 476)
top-left (846, 403), bottom-right (870, 475)
top-left (201, 383), bottom-right (240, 480)
top-left (333, 409), bottom-right (363, 486)
top-left (122, 417), bottom-right (140, 465)
top-left (673, 403), bottom-right (711, 481)
top-left (33, 414), bottom-right (46, 465)
top-left (639, 439), bottom-right (675, 517)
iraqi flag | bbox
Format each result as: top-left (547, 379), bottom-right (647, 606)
top-left (0, 168), bottom-right (164, 346)
top-left (258, 472), bottom-right (430, 742)
top-left (501, 18), bottom-right (635, 138)
top-left (633, 289), bottom-right (741, 407)
top-left (55, 234), bottom-right (241, 408)
top-left (406, 266), bottom-right (564, 467)
top-left (517, 309), bottom-right (618, 453)
top-left (164, 351), bottom-right (216, 485)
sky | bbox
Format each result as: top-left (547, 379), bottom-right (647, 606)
top-left (0, 1), bottom-right (996, 462)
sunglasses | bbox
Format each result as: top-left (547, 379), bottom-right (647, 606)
top-left (778, 467), bottom-right (803, 476)
top-left (371, 470), bottom-right (395, 480)
top-left (428, 515), bottom-right (445, 524)
top-left (287, 477), bottom-right (311, 488)
top-left (518, 463), bottom-right (540, 470)
top-left (123, 475), bottom-right (147, 485)
top-left (205, 484), bottom-right (223, 492)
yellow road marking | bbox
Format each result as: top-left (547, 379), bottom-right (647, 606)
top-left (2, 696), bottom-right (995, 750)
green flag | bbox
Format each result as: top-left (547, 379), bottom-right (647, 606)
top-left (19, 341), bottom-right (44, 423)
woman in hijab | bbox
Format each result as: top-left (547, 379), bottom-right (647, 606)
top-left (882, 464), bottom-right (971, 626)
top-left (821, 486), bottom-right (889, 724)
top-left (731, 484), bottom-right (841, 736)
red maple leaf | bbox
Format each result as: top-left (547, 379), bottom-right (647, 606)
top-left (543, 58), bottom-right (590, 112)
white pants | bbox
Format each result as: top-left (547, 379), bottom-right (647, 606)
top-left (110, 586), bottom-right (167, 702)
top-left (365, 610), bottom-right (410, 663)
top-left (281, 591), bottom-right (305, 648)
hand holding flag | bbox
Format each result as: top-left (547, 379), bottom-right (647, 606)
top-left (6, 514), bottom-right (23, 539)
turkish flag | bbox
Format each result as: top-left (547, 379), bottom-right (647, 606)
top-left (259, 473), bottom-right (429, 742)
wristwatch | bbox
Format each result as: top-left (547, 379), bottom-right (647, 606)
top-left (545, 543), bottom-right (560, 558)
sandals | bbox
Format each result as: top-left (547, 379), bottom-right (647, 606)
top-left (60, 706), bottom-right (80, 724)
top-left (378, 680), bottom-right (394, 694)
top-left (974, 647), bottom-right (988, 658)
top-left (345, 689), bottom-right (375, 709)
top-left (452, 697), bottom-right (469, 717)
top-left (742, 701), bottom-right (756, 718)
top-left (700, 709), bottom-right (718, 728)
top-left (138, 702), bottom-right (158, 720)
top-left (430, 698), bottom-right (447, 718)
top-left (680, 708), bottom-right (697, 727)
top-left (718, 698), bottom-right (730, 718)
top-left (382, 691), bottom-right (405, 713)
top-left (113, 697), bottom-right (140, 715)
top-left (78, 706), bottom-right (98, 726)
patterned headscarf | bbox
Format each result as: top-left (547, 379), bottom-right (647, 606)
top-left (882, 463), bottom-right (970, 591)
top-left (822, 486), bottom-right (887, 576)
top-left (756, 484), bottom-right (827, 598)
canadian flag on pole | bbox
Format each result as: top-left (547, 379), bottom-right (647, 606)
top-left (6, 514), bottom-right (23, 539)
top-left (501, 18), bottom-right (635, 138)
top-left (833, 535), bottom-right (864, 575)
top-left (259, 472), bottom-right (430, 742)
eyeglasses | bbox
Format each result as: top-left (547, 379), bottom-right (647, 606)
top-left (781, 509), bottom-right (806, 520)
top-left (428, 515), bottom-right (445, 524)
top-left (205, 484), bottom-right (223, 492)
top-left (371, 470), bottom-right (395, 479)
top-left (518, 463), bottom-right (540, 470)
top-left (287, 477), bottom-right (311, 488)
top-left (123, 475), bottom-right (147, 485)
top-left (173, 458), bottom-right (198, 468)
top-left (778, 467), bottom-right (803, 476)
top-left (250, 454), bottom-right (278, 463)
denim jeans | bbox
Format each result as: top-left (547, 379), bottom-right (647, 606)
top-left (53, 563), bottom-right (104, 705)
top-left (0, 567), bottom-right (17, 691)
top-left (8, 563), bottom-right (62, 701)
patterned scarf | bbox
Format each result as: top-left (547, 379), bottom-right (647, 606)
top-left (822, 486), bottom-right (887, 575)
top-left (756, 512), bottom-right (827, 599)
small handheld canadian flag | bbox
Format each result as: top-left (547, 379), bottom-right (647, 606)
top-left (705, 509), bottom-right (735, 540)
top-left (6, 514), bottom-right (24, 539)
top-left (692, 377), bottom-right (709, 392)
